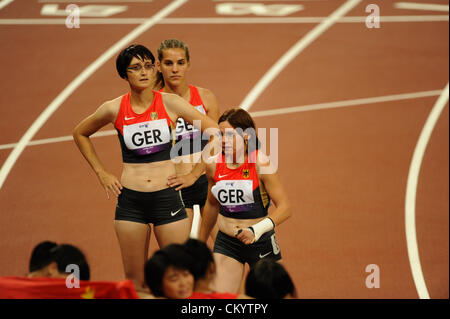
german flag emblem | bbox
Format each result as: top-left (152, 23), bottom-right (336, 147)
top-left (243, 169), bottom-right (250, 178)
top-left (151, 112), bottom-right (158, 120)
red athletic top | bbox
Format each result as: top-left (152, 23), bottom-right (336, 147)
top-left (114, 91), bottom-right (175, 163)
top-left (188, 291), bottom-right (238, 299)
top-left (211, 150), bottom-right (270, 219)
top-left (161, 85), bottom-right (208, 156)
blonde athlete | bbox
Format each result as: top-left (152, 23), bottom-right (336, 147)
top-left (158, 39), bottom-right (220, 241)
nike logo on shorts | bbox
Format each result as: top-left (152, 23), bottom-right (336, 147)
top-left (171, 208), bottom-right (182, 216)
top-left (259, 252), bottom-right (271, 259)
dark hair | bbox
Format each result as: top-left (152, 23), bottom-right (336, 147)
top-left (156, 39), bottom-right (190, 89)
top-left (29, 241), bottom-right (58, 273)
top-left (116, 44), bottom-right (155, 79)
top-left (144, 244), bottom-right (194, 297)
top-left (50, 244), bottom-right (90, 281)
top-left (245, 259), bottom-right (297, 299)
top-left (182, 239), bottom-right (214, 280)
top-left (218, 108), bottom-right (260, 154)
top-left (29, 242), bottom-right (90, 281)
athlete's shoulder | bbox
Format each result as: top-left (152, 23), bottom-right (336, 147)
top-left (160, 91), bottom-right (183, 104)
top-left (196, 86), bottom-right (217, 100)
top-left (102, 95), bottom-right (123, 109)
top-left (195, 86), bottom-right (219, 118)
top-left (255, 150), bottom-right (277, 175)
top-left (95, 95), bottom-right (123, 122)
top-left (205, 154), bottom-right (219, 179)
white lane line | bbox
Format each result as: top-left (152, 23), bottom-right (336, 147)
top-left (0, 130), bottom-right (118, 151)
top-left (0, 0), bottom-right (187, 190)
top-left (0, 0), bottom-right (14, 10)
top-left (0, 89), bottom-right (442, 151)
top-left (341, 15), bottom-right (449, 22)
top-left (212, 0), bottom-right (313, 1)
top-left (0, 15), bottom-right (448, 25)
top-left (239, 0), bottom-right (362, 111)
top-left (250, 90), bottom-right (443, 118)
top-left (38, 0), bottom-right (152, 2)
top-left (395, 2), bottom-right (449, 12)
top-left (405, 82), bottom-right (449, 299)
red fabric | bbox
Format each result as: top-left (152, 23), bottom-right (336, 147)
top-left (214, 150), bottom-right (259, 189)
top-left (160, 85), bottom-right (207, 114)
top-left (188, 85), bottom-right (207, 113)
top-left (188, 291), bottom-right (238, 299)
top-left (0, 276), bottom-right (139, 299)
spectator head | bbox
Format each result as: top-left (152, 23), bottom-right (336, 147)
top-left (144, 244), bottom-right (194, 299)
top-left (245, 259), bottom-right (297, 299)
top-left (28, 241), bottom-right (90, 281)
top-left (29, 241), bottom-right (58, 274)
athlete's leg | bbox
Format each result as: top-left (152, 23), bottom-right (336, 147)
top-left (238, 263), bottom-right (250, 294)
top-left (114, 220), bottom-right (151, 293)
top-left (185, 207), bottom-right (194, 228)
top-left (212, 253), bottom-right (245, 293)
top-left (154, 217), bottom-right (191, 248)
top-left (199, 206), bottom-right (219, 247)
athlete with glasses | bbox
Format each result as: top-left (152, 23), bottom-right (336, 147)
top-left (73, 44), bottom-right (219, 294)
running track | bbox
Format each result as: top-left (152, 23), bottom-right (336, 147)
top-left (0, 0), bottom-right (448, 298)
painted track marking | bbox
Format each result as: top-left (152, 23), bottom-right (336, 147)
top-left (239, 0), bottom-right (362, 111)
top-left (405, 82), bottom-right (449, 299)
top-left (395, 2), bottom-right (449, 12)
top-left (0, 0), bottom-right (188, 189)
top-left (0, 89), bottom-right (442, 150)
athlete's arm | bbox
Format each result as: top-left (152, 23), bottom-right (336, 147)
top-left (73, 99), bottom-right (122, 199)
top-left (198, 87), bottom-right (220, 122)
top-left (162, 92), bottom-right (219, 136)
top-left (257, 152), bottom-right (291, 226)
top-left (167, 159), bottom-right (206, 191)
top-left (166, 88), bottom-right (220, 190)
top-left (198, 163), bottom-right (220, 242)
top-left (236, 152), bottom-right (291, 245)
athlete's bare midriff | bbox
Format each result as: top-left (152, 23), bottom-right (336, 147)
top-left (217, 214), bottom-right (266, 238)
top-left (174, 152), bottom-right (204, 176)
top-left (121, 160), bottom-right (176, 192)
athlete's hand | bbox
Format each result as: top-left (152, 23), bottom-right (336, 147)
top-left (235, 227), bottom-right (255, 245)
top-left (167, 173), bottom-right (197, 191)
top-left (97, 170), bottom-right (122, 199)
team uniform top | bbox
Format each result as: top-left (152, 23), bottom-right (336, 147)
top-left (162, 85), bottom-right (208, 156)
top-left (211, 150), bottom-right (271, 219)
top-left (114, 91), bottom-right (175, 163)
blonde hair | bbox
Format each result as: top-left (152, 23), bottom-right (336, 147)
top-left (157, 39), bottom-right (190, 62)
top-left (156, 39), bottom-right (190, 89)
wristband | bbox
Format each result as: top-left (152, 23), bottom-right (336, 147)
top-left (250, 217), bottom-right (275, 242)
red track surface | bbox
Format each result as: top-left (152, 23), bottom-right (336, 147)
top-left (0, 0), bottom-right (448, 298)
